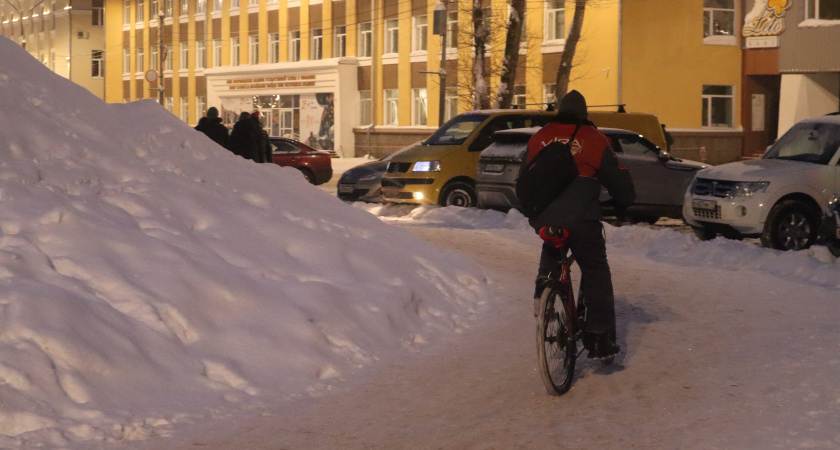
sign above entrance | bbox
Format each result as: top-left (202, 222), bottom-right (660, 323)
top-left (742, 0), bottom-right (792, 38)
top-left (227, 75), bottom-right (317, 91)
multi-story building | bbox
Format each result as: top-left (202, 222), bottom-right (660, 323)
top-left (0, 0), bottom-right (106, 98)
top-left (101, 0), bottom-right (745, 159)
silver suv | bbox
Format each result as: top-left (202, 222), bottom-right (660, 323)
top-left (684, 113), bottom-right (840, 250)
top-left (477, 127), bottom-right (706, 223)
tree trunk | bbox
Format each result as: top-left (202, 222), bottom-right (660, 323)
top-left (472, 0), bottom-right (491, 110)
top-left (492, 0), bottom-right (526, 109)
top-left (554, 0), bottom-right (586, 108)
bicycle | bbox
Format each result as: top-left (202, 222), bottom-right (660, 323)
top-left (535, 242), bottom-right (613, 396)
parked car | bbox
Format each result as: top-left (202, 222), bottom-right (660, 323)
top-left (683, 113), bottom-right (840, 251)
top-left (269, 137), bottom-right (333, 185)
top-left (476, 127), bottom-right (707, 222)
top-left (336, 143), bottom-right (419, 203)
top-left (381, 108), bottom-right (670, 208)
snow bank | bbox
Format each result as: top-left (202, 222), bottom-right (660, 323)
top-left (0, 36), bottom-right (486, 447)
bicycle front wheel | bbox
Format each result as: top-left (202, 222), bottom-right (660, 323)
top-left (536, 286), bottom-right (576, 395)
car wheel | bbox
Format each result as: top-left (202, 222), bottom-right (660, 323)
top-left (298, 168), bottom-right (314, 184)
top-left (439, 181), bottom-right (477, 208)
top-left (760, 200), bottom-right (817, 251)
top-left (691, 226), bottom-right (716, 241)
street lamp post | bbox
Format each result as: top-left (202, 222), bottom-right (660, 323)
top-left (433, 1), bottom-right (447, 126)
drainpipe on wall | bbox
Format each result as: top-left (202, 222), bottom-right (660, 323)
top-left (366, 0), bottom-right (377, 157)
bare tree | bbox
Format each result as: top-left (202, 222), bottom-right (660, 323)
top-left (492, 0), bottom-right (526, 109)
top-left (471, 0), bottom-right (491, 110)
top-left (554, 0), bottom-right (587, 107)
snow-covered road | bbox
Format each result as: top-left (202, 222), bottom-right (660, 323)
top-left (119, 220), bottom-right (840, 449)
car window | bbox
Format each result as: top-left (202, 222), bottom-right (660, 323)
top-left (614, 135), bottom-right (658, 157)
top-left (765, 121), bottom-right (840, 165)
top-left (271, 140), bottom-right (299, 154)
top-left (425, 113), bottom-right (488, 145)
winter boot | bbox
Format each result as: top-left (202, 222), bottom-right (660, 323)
top-left (586, 332), bottom-right (620, 361)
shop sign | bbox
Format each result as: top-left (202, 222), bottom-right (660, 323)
top-left (226, 75), bottom-right (317, 90)
top-left (742, 0), bottom-right (792, 38)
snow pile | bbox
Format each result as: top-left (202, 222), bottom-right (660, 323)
top-left (0, 36), bottom-right (486, 447)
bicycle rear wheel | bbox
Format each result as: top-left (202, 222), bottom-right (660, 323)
top-left (536, 285), bottom-right (576, 395)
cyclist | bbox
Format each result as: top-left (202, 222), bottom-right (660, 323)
top-left (526, 90), bottom-right (635, 361)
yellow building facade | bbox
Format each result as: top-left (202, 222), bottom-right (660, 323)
top-left (104, 0), bottom-right (743, 159)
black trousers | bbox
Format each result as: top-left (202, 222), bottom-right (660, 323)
top-left (538, 221), bottom-right (616, 334)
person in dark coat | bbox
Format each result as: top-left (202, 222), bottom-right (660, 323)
top-left (251, 111), bottom-right (273, 164)
top-left (228, 112), bottom-right (259, 161)
top-left (525, 90), bottom-right (636, 361)
top-left (194, 106), bottom-right (229, 148)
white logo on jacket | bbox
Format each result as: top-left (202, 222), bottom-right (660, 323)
top-left (539, 137), bottom-right (583, 155)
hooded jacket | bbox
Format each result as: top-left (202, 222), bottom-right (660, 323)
top-left (194, 116), bottom-right (229, 148)
top-left (526, 90), bottom-right (635, 228)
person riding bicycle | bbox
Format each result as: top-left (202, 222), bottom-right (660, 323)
top-left (526, 90), bottom-right (635, 361)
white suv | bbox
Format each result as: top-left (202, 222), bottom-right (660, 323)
top-left (683, 113), bottom-right (840, 251)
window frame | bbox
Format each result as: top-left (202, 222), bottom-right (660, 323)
top-left (91, 49), bottom-right (104, 78)
top-left (311, 28), bottom-right (323, 60)
top-left (289, 30), bottom-right (301, 62)
top-left (358, 22), bottom-right (372, 57)
top-left (196, 40), bottom-right (206, 69)
top-left (384, 88), bottom-right (399, 125)
top-left (703, 0), bottom-right (736, 45)
top-left (360, 90), bottom-right (372, 125)
top-left (249, 34), bottom-right (259, 65)
top-left (805, 0), bottom-right (840, 20)
top-left (334, 25), bottom-right (346, 57)
top-left (179, 41), bottom-right (189, 70)
top-left (269, 32), bottom-right (280, 63)
top-left (412, 88), bottom-right (428, 126)
top-left (412, 15), bottom-right (427, 52)
top-left (384, 18), bottom-right (399, 54)
top-left (702, 84), bottom-right (734, 128)
top-left (231, 37), bottom-right (240, 66)
top-left (544, 0), bottom-right (564, 41)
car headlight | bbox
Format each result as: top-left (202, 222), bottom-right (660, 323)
top-left (728, 181), bottom-right (769, 198)
top-left (413, 160), bottom-right (441, 172)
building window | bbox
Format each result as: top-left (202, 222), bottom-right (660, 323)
top-left (412, 15), bottom-right (427, 52)
top-left (151, 47), bottom-right (158, 71)
top-left (358, 22), bottom-right (372, 57)
top-left (197, 96), bottom-right (206, 120)
top-left (289, 30), bottom-right (301, 61)
top-left (545, 0), bottom-right (564, 41)
top-left (384, 89), bottom-right (399, 125)
top-left (384, 19), bottom-right (399, 54)
top-left (412, 88), bottom-right (427, 125)
top-left (334, 25), bottom-right (346, 57)
top-left (513, 85), bottom-right (526, 109)
top-left (445, 87), bottom-right (458, 122)
top-left (360, 90), bottom-right (371, 125)
top-left (446, 11), bottom-right (457, 49)
top-left (212, 0), bottom-right (222, 12)
top-left (196, 0), bottom-right (206, 14)
top-left (122, 48), bottom-right (130, 73)
top-left (180, 0), bottom-right (188, 16)
top-left (213, 39), bottom-right (222, 66)
top-left (268, 33), bottom-right (279, 63)
top-left (124, 0), bottom-right (131, 24)
top-left (151, 0), bottom-right (158, 17)
top-left (51, 2), bottom-right (57, 29)
top-left (90, 0), bottom-right (104, 26)
top-left (180, 42), bottom-right (189, 69)
top-left (164, 44), bottom-right (173, 70)
top-left (231, 0), bottom-right (240, 8)
top-left (164, 0), bottom-right (173, 17)
top-left (196, 40), bottom-right (206, 68)
top-left (165, 97), bottom-right (174, 112)
top-left (703, 0), bottom-right (735, 44)
top-left (136, 0), bottom-right (144, 22)
top-left (702, 85), bottom-right (733, 128)
top-left (249, 35), bottom-right (259, 64)
top-left (231, 37), bottom-right (240, 66)
top-left (806, 0), bottom-right (840, 20)
top-left (180, 96), bottom-right (189, 121)
top-left (544, 83), bottom-right (556, 107)
top-left (311, 28), bottom-right (323, 60)
top-left (136, 47), bottom-right (144, 72)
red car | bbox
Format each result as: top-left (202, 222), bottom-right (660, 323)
top-left (269, 137), bottom-right (333, 185)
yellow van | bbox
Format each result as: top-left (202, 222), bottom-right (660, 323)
top-left (380, 108), bottom-right (665, 207)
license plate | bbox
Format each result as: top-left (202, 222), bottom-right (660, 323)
top-left (338, 185), bottom-right (354, 193)
top-left (484, 163), bottom-right (505, 173)
top-left (692, 199), bottom-right (717, 210)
